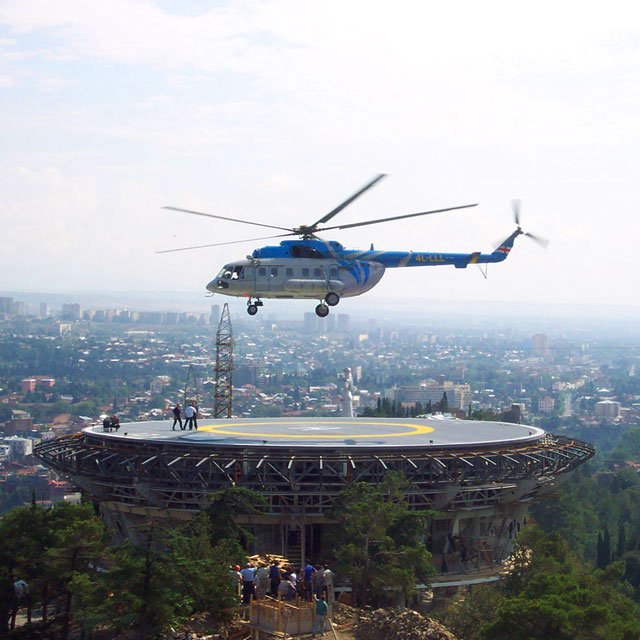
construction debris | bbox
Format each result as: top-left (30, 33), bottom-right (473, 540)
top-left (356, 608), bottom-right (458, 640)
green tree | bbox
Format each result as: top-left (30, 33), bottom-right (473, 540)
top-left (481, 526), bottom-right (640, 640)
top-left (205, 487), bottom-right (267, 551)
top-left (328, 472), bottom-right (433, 606)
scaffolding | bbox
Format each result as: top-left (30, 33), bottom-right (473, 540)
top-left (214, 303), bottom-right (233, 418)
top-left (35, 427), bottom-right (594, 572)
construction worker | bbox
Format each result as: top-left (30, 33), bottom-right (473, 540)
top-left (312, 593), bottom-right (329, 636)
top-left (240, 563), bottom-right (256, 605)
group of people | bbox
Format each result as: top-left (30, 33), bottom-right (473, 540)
top-left (172, 401), bottom-right (199, 430)
top-left (230, 559), bottom-right (332, 635)
top-left (230, 559), bottom-right (334, 605)
top-left (101, 414), bottom-right (120, 431)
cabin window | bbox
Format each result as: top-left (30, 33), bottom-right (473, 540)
top-left (270, 267), bottom-right (278, 277)
top-left (330, 266), bottom-right (339, 279)
top-left (302, 268), bottom-right (309, 278)
top-left (286, 268), bottom-right (293, 277)
top-left (259, 267), bottom-right (267, 276)
top-left (314, 268), bottom-right (322, 278)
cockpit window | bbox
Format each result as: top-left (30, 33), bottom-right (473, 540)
top-left (232, 266), bottom-right (244, 280)
top-left (216, 266), bottom-right (232, 279)
top-left (290, 245), bottom-right (323, 259)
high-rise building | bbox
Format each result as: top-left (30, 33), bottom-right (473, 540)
top-left (39, 302), bottom-right (49, 318)
top-left (61, 303), bottom-right (81, 321)
top-left (303, 312), bottom-right (318, 333)
top-left (0, 297), bottom-right (13, 313)
top-left (210, 304), bottom-right (221, 325)
top-left (337, 313), bottom-right (350, 332)
top-left (531, 333), bottom-right (550, 357)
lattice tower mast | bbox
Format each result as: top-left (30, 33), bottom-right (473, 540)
top-left (214, 303), bottom-right (233, 418)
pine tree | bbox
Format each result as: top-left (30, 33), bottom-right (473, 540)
top-left (617, 521), bottom-right (627, 559)
top-left (596, 531), bottom-right (605, 569)
top-left (603, 526), bottom-right (612, 567)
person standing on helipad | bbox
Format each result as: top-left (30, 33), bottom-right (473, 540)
top-left (172, 403), bottom-right (182, 430)
top-left (184, 402), bottom-right (195, 430)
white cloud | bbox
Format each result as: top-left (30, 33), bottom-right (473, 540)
top-left (1, 1), bottom-right (640, 305)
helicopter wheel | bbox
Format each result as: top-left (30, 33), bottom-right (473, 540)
top-left (315, 303), bottom-right (329, 318)
top-left (247, 304), bottom-right (258, 316)
top-left (325, 292), bottom-right (340, 307)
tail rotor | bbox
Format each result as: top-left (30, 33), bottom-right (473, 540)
top-left (511, 199), bottom-right (549, 249)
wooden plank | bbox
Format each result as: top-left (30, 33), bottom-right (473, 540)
top-left (327, 617), bottom-right (339, 640)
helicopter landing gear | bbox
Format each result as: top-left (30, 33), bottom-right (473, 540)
top-left (246, 298), bottom-right (263, 316)
top-left (324, 292), bottom-right (340, 307)
top-left (315, 303), bottom-right (329, 318)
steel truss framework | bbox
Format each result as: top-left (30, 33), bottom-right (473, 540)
top-left (35, 432), bottom-right (594, 516)
top-left (214, 303), bottom-right (233, 419)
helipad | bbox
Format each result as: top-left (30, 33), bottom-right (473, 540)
top-left (37, 415), bottom-right (593, 583)
top-left (83, 416), bottom-right (545, 450)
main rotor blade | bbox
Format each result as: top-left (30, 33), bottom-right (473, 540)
top-left (317, 203), bottom-right (478, 232)
top-left (309, 173), bottom-right (387, 228)
top-left (155, 232), bottom-right (295, 254)
top-left (162, 206), bottom-right (294, 233)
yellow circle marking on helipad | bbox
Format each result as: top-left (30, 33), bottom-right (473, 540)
top-left (199, 420), bottom-right (435, 439)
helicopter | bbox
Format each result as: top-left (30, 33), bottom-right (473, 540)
top-left (160, 174), bottom-right (547, 317)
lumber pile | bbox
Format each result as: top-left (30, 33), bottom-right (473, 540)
top-left (247, 553), bottom-right (292, 568)
top-left (356, 608), bottom-right (458, 640)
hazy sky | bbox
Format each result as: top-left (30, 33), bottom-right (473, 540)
top-left (2, 1), bottom-right (639, 313)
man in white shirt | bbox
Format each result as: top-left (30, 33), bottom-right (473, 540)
top-left (323, 566), bottom-right (334, 602)
top-left (240, 564), bottom-right (256, 604)
top-left (184, 403), bottom-right (195, 430)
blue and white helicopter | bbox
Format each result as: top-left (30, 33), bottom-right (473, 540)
top-left (161, 174), bottom-right (547, 317)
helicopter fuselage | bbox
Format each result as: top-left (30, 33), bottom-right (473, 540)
top-left (206, 235), bottom-right (515, 303)
top-left (208, 256), bottom-right (385, 300)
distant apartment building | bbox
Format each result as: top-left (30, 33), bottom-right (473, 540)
top-left (235, 363), bottom-right (265, 386)
top-left (538, 396), bottom-right (555, 413)
top-left (337, 314), bottom-right (350, 332)
top-left (531, 333), bottom-right (550, 357)
top-left (2, 410), bottom-right (34, 436)
top-left (303, 312), bottom-right (319, 333)
top-left (0, 436), bottom-right (33, 460)
top-left (395, 380), bottom-right (472, 410)
top-left (0, 297), bottom-right (13, 313)
top-left (150, 376), bottom-right (171, 394)
top-left (595, 400), bottom-right (621, 419)
top-left (61, 303), bottom-right (82, 320)
top-left (39, 302), bottom-right (49, 318)
top-left (21, 378), bottom-right (36, 393)
top-left (210, 304), bottom-right (221, 325)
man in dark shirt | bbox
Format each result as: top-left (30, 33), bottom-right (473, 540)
top-left (172, 403), bottom-right (182, 430)
top-left (269, 561), bottom-right (281, 597)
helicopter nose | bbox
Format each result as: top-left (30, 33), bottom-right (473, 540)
top-left (206, 279), bottom-right (217, 292)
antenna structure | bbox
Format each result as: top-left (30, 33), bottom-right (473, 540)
top-left (214, 303), bottom-right (233, 418)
